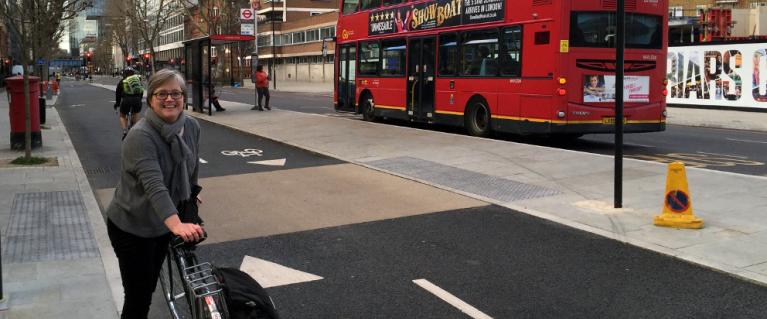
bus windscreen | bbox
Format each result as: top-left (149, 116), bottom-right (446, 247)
top-left (569, 12), bottom-right (662, 49)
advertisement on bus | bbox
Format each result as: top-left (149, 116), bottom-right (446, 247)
top-left (584, 75), bottom-right (650, 103)
top-left (367, 0), bottom-right (503, 36)
top-left (667, 42), bottom-right (767, 109)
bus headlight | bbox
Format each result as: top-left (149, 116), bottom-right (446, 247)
top-left (558, 77), bottom-right (567, 85)
top-left (557, 111), bottom-right (565, 118)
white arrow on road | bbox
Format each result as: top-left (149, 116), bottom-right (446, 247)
top-left (199, 158), bottom-right (208, 164)
top-left (247, 158), bottom-right (286, 166)
top-left (239, 255), bottom-right (323, 288)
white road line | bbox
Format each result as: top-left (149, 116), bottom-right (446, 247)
top-left (412, 279), bottom-right (493, 319)
top-left (726, 138), bottom-right (767, 144)
top-left (240, 255), bottom-right (323, 288)
top-left (199, 158), bottom-right (208, 164)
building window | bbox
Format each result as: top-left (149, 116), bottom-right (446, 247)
top-left (321, 26), bottom-right (335, 39)
top-left (292, 31), bottom-right (305, 44)
top-left (258, 35), bottom-right (272, 46)
top-left (669, 6), bottom-right (683, 18)
top-left (306, 29), bottom-right (319, 42)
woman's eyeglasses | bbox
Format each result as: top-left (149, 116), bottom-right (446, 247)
top-left (153, 91), bottom-right (184, 100)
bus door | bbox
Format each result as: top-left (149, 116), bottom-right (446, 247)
top-left (337, 44), bottom-right (357, 112)
top-left (407, 37), bottom-right (436, 121)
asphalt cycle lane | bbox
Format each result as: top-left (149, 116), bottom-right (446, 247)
top-left (197, 205), bottom-right (767, 318)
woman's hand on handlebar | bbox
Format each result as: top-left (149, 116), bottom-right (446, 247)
top-left (172, 223), bottom-right (204, 242)
top-left (164, 214), bottom-right (205, 242)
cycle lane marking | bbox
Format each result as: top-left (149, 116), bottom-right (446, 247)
top-left (247, 158), bottom-right (286, 166)
top-left (239, 255), bottom-right (323, 288)
top-left (726, 138), bottom-right (767, 144)
top-left (413, 279), bottom-right (493, 319)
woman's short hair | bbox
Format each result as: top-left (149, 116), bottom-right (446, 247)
top-left (146, 69), bottom-right (186, 106)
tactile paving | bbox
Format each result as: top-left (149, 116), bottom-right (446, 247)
top-left (369, 157), bottom-right (561, 202)
top-left (5, 191), bottom-right (99, 263)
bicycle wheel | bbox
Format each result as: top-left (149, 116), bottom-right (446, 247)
top-left (159, 250), bottom-right (193, 319)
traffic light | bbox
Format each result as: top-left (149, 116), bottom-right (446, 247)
top-left (143, 53), bottom-right (150, 60)
top-left (86, 52), bottom-right (92, 62)
top-left (3, 58), bottom-right (9, 65)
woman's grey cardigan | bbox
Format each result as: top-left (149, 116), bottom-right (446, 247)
top-left (106, 116), bottom-right (200, 238)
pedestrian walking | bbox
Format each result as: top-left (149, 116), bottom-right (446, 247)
top-left (106, 69), bottom-right (204, 319)
top-left (209, 83), bottom-right (226, 112)
top-left (252, 65), bottom-right (270, 111)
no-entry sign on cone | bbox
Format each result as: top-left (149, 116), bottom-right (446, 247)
top-left (653, 162), bottom-right (703, 229)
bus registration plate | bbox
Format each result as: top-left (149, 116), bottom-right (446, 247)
top-left (602, 117), bottom-right (627, 124)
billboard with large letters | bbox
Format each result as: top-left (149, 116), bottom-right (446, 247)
top-left (667, 43), bottom-right (767, 109)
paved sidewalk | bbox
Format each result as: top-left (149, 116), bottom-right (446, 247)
top-left (0, 90), bottom-right (120, 318)
top-left (191, 98), bottom-right (767, 287)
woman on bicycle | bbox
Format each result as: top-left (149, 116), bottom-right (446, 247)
top-left (106, 69), bottom-right (205, 319)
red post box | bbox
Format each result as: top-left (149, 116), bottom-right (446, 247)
top-left (6, 75), bottom-right (42, 150)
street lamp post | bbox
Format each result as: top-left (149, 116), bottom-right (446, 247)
top-left (271, 0), bottom-right (276, 90)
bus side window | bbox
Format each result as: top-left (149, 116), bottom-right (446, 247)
top-left (501, 26), bottom-right (522, 77)
top-left (359, 41), bottom-right (381, 76)
top-left (359, 0), bottom-right (380, 11)
top-left (383, 0), bottom-right (403, 6)
top-left (381, 39), bottom-right (406, 76)
top-left (461, 29), bottom-right (499, 76)
top-left (343, 0), bottom-right (360, 14)
top-left (438, 33), bottom-right (458, 76)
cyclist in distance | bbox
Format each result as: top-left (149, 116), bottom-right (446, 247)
top-left (106, 69), bottom-right (204, 319)
top-left (115, 67), bottom-right (144, 140)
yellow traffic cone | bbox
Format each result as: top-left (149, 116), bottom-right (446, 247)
top-left (653, 162), bottom-right (703, 229)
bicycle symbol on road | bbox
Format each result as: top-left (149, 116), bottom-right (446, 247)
top-left (221, 148), bottom-right (263, 157)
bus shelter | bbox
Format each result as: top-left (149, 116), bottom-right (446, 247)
top-left (183, 34), bottom-right (255, 115)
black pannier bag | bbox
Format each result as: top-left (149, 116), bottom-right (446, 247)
top-left (213, 267), bottom-right (280, 319)
top-left (177, 185), bottom-right (204, 224)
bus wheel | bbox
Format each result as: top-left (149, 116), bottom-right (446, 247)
top-left (362, 94), bottom-right (377, 122)
top-left (466, 100), bottom-right (491, 137)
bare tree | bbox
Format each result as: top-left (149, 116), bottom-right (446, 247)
top-left (122, 0), bottom-right (177, 74)
top-left (105, 0), bottom-right (132, 67)
top-left (0, 0), bottom-right (90, 159)
top-left (176, 0), bottom-right (242, 37)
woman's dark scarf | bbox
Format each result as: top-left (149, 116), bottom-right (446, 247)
top-left (145, 108), bottom-right (194, 206)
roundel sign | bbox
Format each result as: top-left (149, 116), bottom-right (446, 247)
top-left (665, 190), bottom-right (690, 213)
top-left (241, 9), bottom-right (253, 20)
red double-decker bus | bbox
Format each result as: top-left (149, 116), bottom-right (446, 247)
top-left (334, 0), bottom-right (668, 137)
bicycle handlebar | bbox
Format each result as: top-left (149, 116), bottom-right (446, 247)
top-left (171, 229), bottom-right (208, 248)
